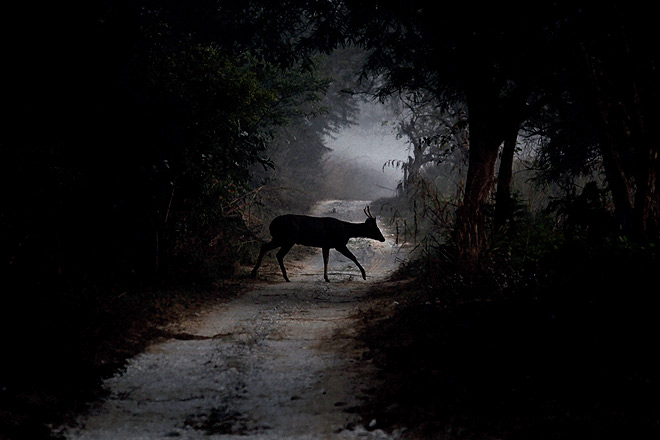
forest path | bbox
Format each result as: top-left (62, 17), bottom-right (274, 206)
top-left (58, 200), bottom-right (408, 440)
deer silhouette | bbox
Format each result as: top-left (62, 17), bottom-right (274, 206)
top-left (251, 206), bottom-right (386, 282)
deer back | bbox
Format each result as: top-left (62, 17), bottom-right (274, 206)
top-left (269, 215), bottom-right (360, 248)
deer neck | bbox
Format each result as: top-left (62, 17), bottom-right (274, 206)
top-left (346, 221), bottom-right (369, 238)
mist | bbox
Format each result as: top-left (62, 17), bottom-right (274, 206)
top-left (321, 100), bottom-right (408, 201)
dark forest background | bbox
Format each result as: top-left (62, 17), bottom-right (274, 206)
top-left (2, 2), bottom-right (659, 439)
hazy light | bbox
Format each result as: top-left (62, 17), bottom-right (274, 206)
top-left (323, 100), bottom-right (408, 199)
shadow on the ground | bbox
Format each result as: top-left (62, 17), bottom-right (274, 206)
top-left (356, 284), bottom-right (660, 440)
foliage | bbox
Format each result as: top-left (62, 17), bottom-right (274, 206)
top-left (357, 235), bottom-right (660, 439)
top-left (249, 48), bottom-right (364, 228)
top-left (3, 2), bottom-right (660, 439)
top-left (0, 5), bottom-right (356, 437)
top-left (525, 96), bottom-right (603, 186)
top-left (384, 93), bottom-right (468, 197)
top-left (1, 4), bottom-right (342, 287)
top-left (147, 44), bottom-right (333, 279)
top-left (368, 153), bottom-right (660, 440)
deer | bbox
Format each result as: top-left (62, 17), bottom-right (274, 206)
top-left (251, 206), bottom-right (386, 282)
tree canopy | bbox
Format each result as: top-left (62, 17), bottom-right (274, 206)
top-left (334, 1), bottom-right (660, 261)
top-left (3, 0), bottom-right (659, 281)
top-left (3, 3), bottom-right (660, 439)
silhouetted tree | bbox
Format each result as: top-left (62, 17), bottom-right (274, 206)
top-left (526, 4), bottom-right (660, 241)
top-left (330, 1), bottom-right (558, 266)
top-left (0, 0), bottom-right (352, 286)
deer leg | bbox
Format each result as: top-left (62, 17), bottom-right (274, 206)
top-left (251, 240), bottom-right (281, 278)
top-left (336, 245), bottom-right (366, 280)
top-left (322, 247), bottom-right (330, 282)
top-left (276, 242), bottom-right (294, 282)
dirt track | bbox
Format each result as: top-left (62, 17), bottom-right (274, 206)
top-left (58, 200), bottom-right (408, 440)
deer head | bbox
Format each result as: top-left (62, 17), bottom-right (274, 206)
top-left (364, 206), bottom-right (386, 242)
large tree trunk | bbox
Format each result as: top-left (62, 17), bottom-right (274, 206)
top-left (455, 90), bottom-right (505, 266)
top-left (580, 42), bottom-right (643, 237)
top-left (628, 67), bottom-right (656, 241)
top-left (494, 121), bottom-right (520, 229)
top-left (584, 57), bottom-right (634, 234)
top-left (456, 79), bottom-right (530, 267)
top-left (455, 144), bottom-right (500, 265)
top-left (596, 118), bottom-right (635, 234)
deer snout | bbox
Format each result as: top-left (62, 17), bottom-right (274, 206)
top-left (371, 227), bottom-right (385, 242)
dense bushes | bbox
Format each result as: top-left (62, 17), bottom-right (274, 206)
top-left (0, 5), bottom-right (353, 438)
top-left (364, 188), bottom-right (660, 439)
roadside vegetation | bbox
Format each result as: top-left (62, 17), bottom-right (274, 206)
top-left (366, 170), bottom-right (659, 439)
top-left (360, 57), bottom-right (659, 437)
top-left (2, 2), bottom-right (659, 439)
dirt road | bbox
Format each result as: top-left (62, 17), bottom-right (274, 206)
top-left (58, 200), bottom-right (408, 440)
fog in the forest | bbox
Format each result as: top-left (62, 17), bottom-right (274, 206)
top-left (322, 100), bottom-right (407, 200)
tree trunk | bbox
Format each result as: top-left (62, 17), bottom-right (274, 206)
top-left (597, 120), bottom-right (634, 234)
top-left (494, 121), bottom-right (520, 229)
top-left (580, 44), bottom-right (653, 238)
top-left (455, 99), bottom-right (504, 266)
top-left (628, 69), bottom-right (656, 241)
top-left (456, 78), bottom-right (529, 267)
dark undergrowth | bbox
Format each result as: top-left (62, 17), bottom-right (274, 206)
top-left (0, 279), bottom-right (244, 440)
top-left (0, 197), bottom-right (315, 440)
top-left (357, 240), bottom-right (660, 439)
